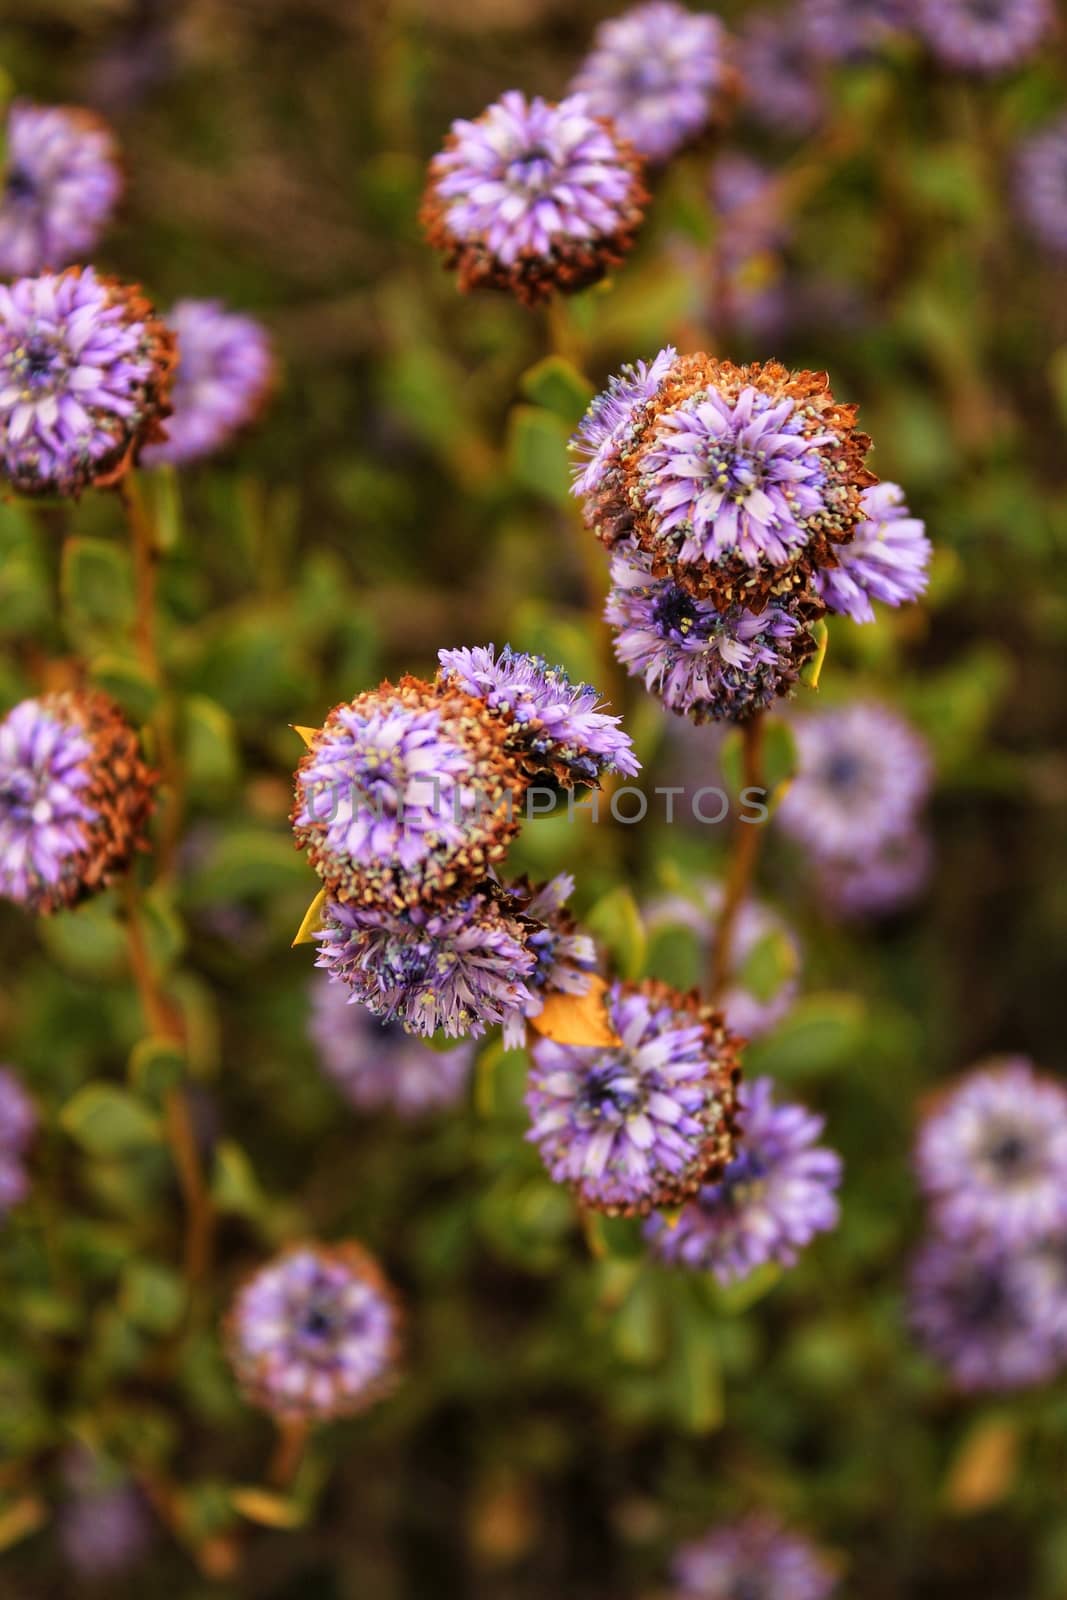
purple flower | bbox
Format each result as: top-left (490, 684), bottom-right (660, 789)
top-left (711, 154), bottom-right (790, 267)
top-left (421, 91), bottom-right (647, 306)
top-left (0, 267), bottom-right (176, 496)
top-left (815, 482), bottom-right (930, 623)
top-left (0, 101), bottom-right (123, 279)
top-left (309, 975), bottom-right (475, 1116)
top-left (570, 345), bottom-right (676, 498)
top-left (605, 540), bottom-right (819, 723)
top-left (0, 691), bottom-right (155, 914)
top-left (141, 298), bottom-right (273, 467)
top-left (672, 1514), bottom-right (838, 1600)
top-left (646, 1076), bottom-right (841, 1282)
top-left (525, 979), bottom-right (740, 1216)
top-left (908, 1233), bottom-right (1061, 1390)
top-left (0, 1065), bottom-right (37, 1156)
top-left (1018, 1234), bottom-right (1067, 1354)
top-left (814, 827), bottom-right (932, 919)
top-left (801, 0), bottom-right (915, 60)
top-left (645, 886), bottom-right (801, 1040)
top-left (573, 353), bottom-right (875, 613)
top-left (315, 887), bottom-right (537, 1040)
top-left (500, 874), bottom-right (598, 1049)
top-left (1016, 113), bottom-right (1067, 255)
top-left (437, 643), bottom-right (640, 786)
top-left (737, 10), bottom-right (826, 138)
top-left (916, 1060), bottom-right (1067, 1248)
top-left (226, 1242), bottom-right (402, 1421)
top-left (59, 1458), bottom-right (153, 1579)
top-left (776, 702), bottom-right (931, 864)
top-left (569, 2), bottom-right (734, 165)
top-left (292, 677), bottom-right (525, 912)
top-left (917, 0), bottom-right (1051, 71)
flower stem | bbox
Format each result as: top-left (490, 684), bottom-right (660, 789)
top-left (709, 711), bottom-right (766, 1003)
top-left (269, 1418), bottom-right (311, 1489)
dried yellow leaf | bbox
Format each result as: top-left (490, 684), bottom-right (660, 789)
top-left (291, 887), bottom-right (327, 948)
top-left (529, 975), bottom-right (619, 1047)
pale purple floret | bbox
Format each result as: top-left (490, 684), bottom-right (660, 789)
top-left (229, 1245), bottom-right (398, 1420)
top-left (737, 10), bottom-right (826, 137)
top-left (0, 102), bottom-right (122, 278)
top-left (141, 298), bottom-right (272, 466)
top-left (525, 981), bottom-right (733, 1214)
top-left (916, 1060), bottom-right (1067, 1248)
top-left (916, 0), bottom-right (1051, 71)
top-left (645, 886), bottom-right (801, 1040)
top-left (294, 701), bottom-right (481, 889)
top-left (801, 0), bottom-right (915, 60)
top-left (672, 1514), bottom-right (838, 1600)
top-left (570, 346), bottom-right (676, 498)
top-left (437, 644), bottom-right (640, 784)
top-left (1016, 114), bottom-right (1067, 255)
top-left (815, 482), bottom-right (930, 624)
top-left (606, 541), bottom-right (808, 723)
top-left (815, 827), bottom-right (932, 919)
top-left (776, 702), bottom-right (932, 863)
top-left (0, 698), bottom-right (97, 908)
top-left (569, 2), bottom-right (732, 164)
top-left (500, 874), bottom-right (597, 1049)
top-left (316, 891), bottom-right (537, 1040)
top-left (59, 1471), bottom-right (153, 1579)
top-left (908, 1234), bottom-right (1062, 1390)
top-left (0, 268), bottom-right (158, 495)
top-left (309, 975), bottom-right (474, 1116)
top-left (428, 91), bottom-right (639, 267)
top-left (640, 386), bottom-right (837, 569)
top-left (646, 1077), bottom-right (840, 1282)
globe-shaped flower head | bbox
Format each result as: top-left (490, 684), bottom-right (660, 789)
top-left (908, 1234), bottom-right (1062, 1391)
top-left (500, 874), bottom-right (599, 1048)
top-left (1016, 114), bottom-right (1067, 256)
top-left (605, 541), bottom-right (823, 723)
top-left (141, 298), bottom-right (274, 467)
top-left (309, 974), bottom-right (475, 1115)
top-left (0, 691), bottom-right (155, 914)
top-left (226, 1242), bottom-right (402, 1421)
top-left (815, 481), bottom-right (930, 624)
top-left (645, 1076), bottom-right (841, 1282)
top-left (526, 978), bottom-right (741, 1215)
top-left (437, 644), bottom-right (640, 787)
top-left (737, 10), bottom-right (825, 137)
top-left (0, 102), bottom-right (123, 278)
top-left (776, 702), bottom-right (931, 864)
top-left (315, 885), bottom-right (538, 1041)
top-left (917, 0), bottom-right (1052, 72)
top-left (421, 91), bottom-right (648, 306)
top-left (572, 351), bottom-right (876, 613)
top-left (813, 826), bottom-right (932, 920)
top-left (801, 0), bottom-right (915, 61)
top-left (569, 2), bottom-right (735, 165)
top-left (672, 1514), bottom-right (838, 1600)
top-left (293, 676), bottom-right (527, 912)
top-left (916, 1059), bottom-right (1067, 1247)
top-left (0, 267), bottom-right (176, 496)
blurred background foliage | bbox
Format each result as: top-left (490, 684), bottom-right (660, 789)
top-left (0, 0), bottom-right (1066, 1596)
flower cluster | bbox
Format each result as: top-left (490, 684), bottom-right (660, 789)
top-left (710, 154), bottom-right (791, 340)
top-left (916, 0), bottom-right (1051, 72)
top-left (225, 1241), bottom-right (402, 1421)
top-left (814, 482), bottom-right (930, 625)
top-left (0, 267), bottom-right (176, 496)
top-left (58, 1451), bottom-right (153, 1579)
top-left (0, 690), bottom-right (155, 915)
top-left (802, 0), bottom-right (914, 61)
top-left (671, 1514), bottom-right (838, 1600)
top-left (525, 978), bottom-right (741, 1216)
top-left (296, 651), bottom-right (632, 1040)
top-left (777, 701), bottom-right (934, 919)
top-left (645, 1076), bottom-right (841, 1282)
top-left (737, 10), bottom-right (825, 137)
top-left (309, 974), bottom-right (475, 1116)
top-left (569, 2), bottom-right (735, 164)
top-left (141, 298), bottom-right (274, 467)
top-left (909, 1059), bottom-right (1067, 1390)
top-left (0, 1067), bottom-right (36, 1218)
top-left (1016, 113), bottom-right (1067, 256)
top-left (421, 91), bottom-right (648, 306)
top-left (0, 101), bottom-right (123, 279)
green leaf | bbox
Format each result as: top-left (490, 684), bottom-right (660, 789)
top-left (669, 1289), bottom-right (723, 1435)
top-left (38, 895), bottom-right (127, 980)
top-left (507, 405), bottom-right (572, 507)
top-left (87, 653), bottom-right (161, 723)
top-left (799, 619), bottom-right (829, 690)
top-left (120, 1259), bottom-right (187, 1335)
top-left (60, 537), bottom-right (135, 633)
top-left (519, 356), bottom-right (594, 426)
top-left (746, 992), bottom-right (867, 1080)
top-left (129, 1036), bottom-right (186, 1102)
top-left (182, 695), bottom-right (240, 796)
top-left (184, 828), bottom-right (310, 904)
top-left (735, 929), bottom-right (799, 1006)
top-left (613, 1273), bottom-right (668, 1366)
top-left (586, 886), bottom-right (646, 981)
top-left (212, 1140), bottom-right (269, 1220)
top-left (61, 1085), bottom-right (163, 1156)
